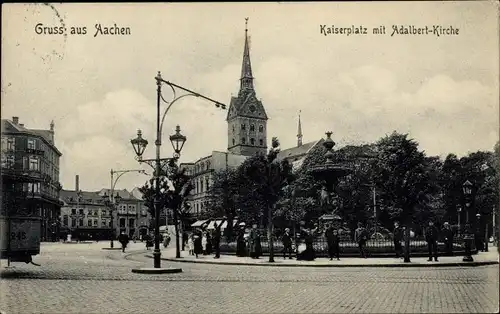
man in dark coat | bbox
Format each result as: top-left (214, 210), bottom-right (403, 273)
top-left (425, 220), bottom-right (439, 261)
top-left (212, 218), bottom-right (226, 259)
top-left (118, 232), bottom-right (129, 253)
top-left (393, 222), bottom-right (403, 258)
top-left (354, 222), bottom-right (368, 258)
top-left (325, 224), bottom-right (340, 260)
top-left (442, 222), bottom-right (454, 256)
top-left (281, 228), bottom-right (293, 259)
top-left (249, 224), bottom-right (261, 259)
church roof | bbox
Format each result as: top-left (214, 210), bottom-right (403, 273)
top-left (277, 140), bottom-right (320, 161)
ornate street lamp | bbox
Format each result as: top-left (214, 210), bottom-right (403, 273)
top-left (462, 180), bottom-right (474, 262)
top-left (130, 71), bottom-right (225, 273)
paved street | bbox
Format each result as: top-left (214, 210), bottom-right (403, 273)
top-left (1, 242), bottom-right (498, 313)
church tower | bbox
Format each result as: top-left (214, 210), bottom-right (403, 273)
top-left (227, 18), bottom-right (268, 156)
top-left (297, 111), bottom-right (303, 147)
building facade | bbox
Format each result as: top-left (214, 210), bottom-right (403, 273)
top-left (59, 177), bottom-right (150, 240)
top-left (1, 116), bottom-right (63, 241)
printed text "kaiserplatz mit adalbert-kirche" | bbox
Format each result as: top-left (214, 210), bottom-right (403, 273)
top-left (320, 25), bottom-right (460, 37)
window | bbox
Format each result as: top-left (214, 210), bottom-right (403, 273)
top-left (71, 208), bottom-right (76, 215)
top-left (250, 124), bottom-right (255, 132)
top-left (200, 179), bottom-right (204, 193)
top-left (250, 138), bottom-right (255, 145)
top-left (242, 137), bottom-right (246, 144)
top-left (29, 156), bottom-right (39, 171)
top-left (259, 139), bottom-right (264, 146)
top-left (6, 138), bottom-right (15, 150)
top-left (5, 155), bottom-right (14, 168)
top-left (232, 138), bottom-right (235, 145)
top-left (120, 218), bottom-right (126, 228)
top-left (79, 209), bottom-right (84, 215)
top-left (206, 178), bottom-right (210, 190)
top-left (241, 124), bottom-right (246, 130)
top-left (71, 219), bottom-right (76, 227)
top-left (93, 219), bottom-right (98, 226)
top-left (102, 220), bottom-right (107, 227)
top-left (259, 125), bottom-right (264, 132)
top-left (63, 215), bottom-right (68, 226)
top-left (108, 221), bottom-right (112, 228)
top-left (79, 219), bottom-right (84, 226)
top-left (232, 125), bottom-right (235, 132)
top-left (87, 219), bottom-right (92, 227)
top-left (27, 139), bottom-right (36, 150)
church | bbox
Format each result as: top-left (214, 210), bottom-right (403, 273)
top-left (180, 20), bottom-right (323, 219)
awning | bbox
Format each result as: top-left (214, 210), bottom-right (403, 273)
top-left (220, 220), bottom-right (239, 229)
top-left (191, 220), bottom-right (208, 228)
top-left (207, 220), bottom-right (223, 230)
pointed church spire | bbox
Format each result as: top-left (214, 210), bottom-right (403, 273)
top-left (240, 17), bottom-right (254, 93)
top-left (297, 111), bottom-right (303, 147)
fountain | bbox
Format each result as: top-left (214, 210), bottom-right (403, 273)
top-left (309, 132), bottom-right (353, 229)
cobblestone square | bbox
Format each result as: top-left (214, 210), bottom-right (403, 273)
top-left (1, 242), bottom-right (498, 313)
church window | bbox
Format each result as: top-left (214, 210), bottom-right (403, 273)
top-left (259, 125), bottom-right (264, 132)
top-left (250, 124), bottom-right (255, 132)
top-left (250, 138), bottom-right (255, 145)
top-left (232, 138), bottom-right (235, 145)
top-left (241, 124), bottom-right (246, 130)
top-left (259, 139), bottom-right (263, 146)
top-left (242, 137), bottom-right (246, 144)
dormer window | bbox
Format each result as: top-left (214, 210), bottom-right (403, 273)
top-left (259, 125), bottom-right (264, 132)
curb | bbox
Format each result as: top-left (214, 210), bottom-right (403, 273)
top-left (150, 255), bottom-right (499, 268)
top-left (101, 248), bottom-right (123, 251)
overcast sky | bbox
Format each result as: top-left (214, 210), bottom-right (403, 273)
top-left (2, 2), bottom-right (498, 192)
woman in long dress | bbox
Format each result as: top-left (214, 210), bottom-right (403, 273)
top-left (248, 224), bottom-right (262, 259)
top-left (296, 225), bottom-right (318, 261)
top-left (193, 230), bottom-right (202, 258)
top-left (201, 232), bottom-right (208, 255)
top-left (236, 224), bottom-right (247, 257)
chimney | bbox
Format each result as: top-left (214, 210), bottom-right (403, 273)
top-left (12, 117), bottom-right (19, 125)
top-left (19, 124), bottom-right (24, 127)
top-left (75, 175), bottom-right (80, 192)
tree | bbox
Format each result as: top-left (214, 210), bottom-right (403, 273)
top-left (371, 132), bottom-right (438, 262)
top-left (138, 159), bottom-right (193, 258)
top-left (206, 168), bottom-right (239, 240)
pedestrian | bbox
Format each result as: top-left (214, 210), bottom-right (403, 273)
top-left (248, 224), bottom-right (262, 259)
top-left (201, 231), bottom-right (208, 255)
top-left (393, 221), bottom-right (403, 258)
top-left (118, 231), bottom-right (129, 253)
top-left (325, 223), bottom-right (340, 261)
top-left (425, 220), bottom-right (439, 262)
top-left (145, 233), bottom-right (153, 250)
top-left (188, 233), bottom-right (194, 256)
top-left (281, 228), bottom-right (293, 259)
top-left (442, 222), bottom-right (454, 256)
top-left (354, 222), bottom-right (368, 258)
top-left (206, 231), bottom-right (213, 255)
top-left (182, 231), bottom-right (188, 251)
top-left (236, 223), bottom-right (247, 257)
top-left (193, 230), bottom-right (202, 258)
top-left (296, 223), bottom-right (318, 261)
top-left (163, 233), bottom-right (171, 248)
top-left (213, 218), bottom-right (225, 259)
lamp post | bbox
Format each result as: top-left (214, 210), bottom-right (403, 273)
top-left (102, 191), bottom-right (122, 248)
top-left (462, 180), bottom-right (474, 262)
top-left (130, 71), bottom-right (225, 271)
top-left (104, 169), bottom-right (147, 248)
top-left (457, 205), bottom-right (462, 236)
top-left (75, 190), bottom-right (82, 242)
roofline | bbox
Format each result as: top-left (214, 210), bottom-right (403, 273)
top-left (2, 121), bottom-right (62, 156)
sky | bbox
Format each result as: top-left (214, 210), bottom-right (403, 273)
top-left (1, 2), bottom-right (499, 192)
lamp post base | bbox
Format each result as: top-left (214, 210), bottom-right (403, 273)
top-left (153, 249), bottom-right (161, 268)
top-left (462, 255), bottom-right (474, 262)
top-left (131, 267), bottom-right (182, 274)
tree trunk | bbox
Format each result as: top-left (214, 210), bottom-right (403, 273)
top-left (404, 217), bottom-right (411, 263)
top-left (181, 220), bottom-right (185, 251)
top-left (268, 203), bottom-right (275, 262)
top-left (173, 207), bottom-right (181, 258)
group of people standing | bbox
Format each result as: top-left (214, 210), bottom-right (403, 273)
top-left (187, 219), bottom-right (224, 258)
